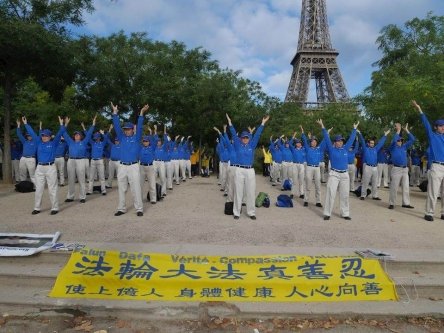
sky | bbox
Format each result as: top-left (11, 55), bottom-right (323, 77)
top-left (73, 0), bottom-right (444, 101)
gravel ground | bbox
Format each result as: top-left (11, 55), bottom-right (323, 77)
top-left (0, 174), bottom-right (443, 251)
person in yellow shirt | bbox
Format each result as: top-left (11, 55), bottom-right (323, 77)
top-left (261, 145), bottom-right (272, 178)
top-left (190, 148), bottom-right (200, 177)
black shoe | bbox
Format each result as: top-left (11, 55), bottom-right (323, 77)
top-left (280, 188), bottom-right (285, 191)
top-left (441, 214), bottom-right (444, 220)
top-left (242, 203), bottom-right (246, 206)
top-left (220, 188), bottom-right (224, 191)
top-left (303, 202), bottom-right (308, 207)
top-left (168, 188), bottom-right (173, 190)
top-left (223, 193), bottom-right (228, 197)
top-left (388, 205), bottom-right (394, 209)
top-left (114, 211), bottom-right (125, 216)
top-left (31, 210), bottom-right (40, 215)
top-left (360, 197), bottom-right (365, 200)
top-left (102, 192), bottom-right (107, 196)
top-left (176, 183), bottom-right (180, 185)
top-left (137, 212), bottom-right (143, 217)
top-left (105, 186), bottom-right (112, 189)
top-left (60, 184), bottom-right (65, 187)
top-left (250, 215), bottom-right (256, 220)
top-left (323, 216), bottom-right (330, 220)
top-left (151, 201), bottom-right (156, 204)
top-left (234, 216), bottom-right (240, 220)
top-left (299, 194), bottom-right (304, 199)
top-left (316, 203), bottom-right (322, 207)
top-left (372, 197), bottom-right (381, 201)
top-left (80, 199), bottom-right (85, 203)
top-left (402, 205), bottom-right (414, 209)
top-left (424, 215), bottom-right (434, 222)
top-left (290, 194), bottom-right (294, 199)
top-left (86, 192), bottom-right (91, 195)
top-left (439, 197), bottom-right (442, 200)
top-left (384, 186), bottom-right (389, 188)
top-left (272, 184), bottom-right (276, 186)
top-left (50, 210), bottom-right (58, 215)
top-left (343, 216), bottom-right (352, 220)
top-left (65, 199), bottom-right (74, 202)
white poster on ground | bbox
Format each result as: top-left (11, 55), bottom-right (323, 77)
top-left (0, 232), bottom-right (61, 256)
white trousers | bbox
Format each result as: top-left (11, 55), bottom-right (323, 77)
top-left (185, 160), bottom-right (192, 179)
top-left (271, 162), bottom-right (282, 184)
top-left (172, 160), bottom-right (180, 184)
top-left (361, 164), bottom-right (379, 199)
top-left (140, 164), bottom-right (156, 203)
top-left (19, 156), bottom-right (36, 184)
top-left (107, 160), bottom-right (119, 187)
top-left (425, 163), bottom-right (444, 217)
top-left (389, 166), bottom-right (410, 206)
top-left (410, 165), bottom-right (421, 186)
top-left (291, 163), bottom-right (305, 196)
top-left (219, 162), bottom-right (229, 192)
top-left (117, 163), bottom-right (143, 212)
top-left (323, 170), bottom-right (350, 217)
top-left (233, 167), bottom-right (256, 217)
top-left (34, 164), bottom-right (58, 211)
top-left (348, 164), bottom-right (356, 191)
top-left (154, 161), bottom-right (166, 195)
top-left (305, 165), bottom-right (321, 204)
top-left (165, 161), bottom-right (173, 189)
top-left (320, 161), bottom-right (327, 182)
top-left (67, 158), bottom-right (87, 200)
top-left (12, 159), bottom-right (20, 182)
top-left (55, 157), bottom-right (65, 185)
top-left (88, 159), bottom-right (106, 193)
top-left (226, 165), bottom-right (237, 203)
top-left (377, 163), bottom-right (389, 187)
top-left (281, 161), bottom-right (292, 186)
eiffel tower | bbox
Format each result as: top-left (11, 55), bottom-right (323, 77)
top-left (285, 0), bottom-right (349, 107)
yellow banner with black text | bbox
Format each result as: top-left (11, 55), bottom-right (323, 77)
top-left (49, 248), bottom-right (398, 302)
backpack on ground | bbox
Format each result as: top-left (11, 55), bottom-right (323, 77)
top-left (276, 194), bottom-right (293, 208)
top-left (147, 183), bottom-right (163, 202)
top-left (282, 179), bottom-right (292, 191)
top-left (93, 185), bottom-right (102, 193)
top-left (262, 196), bottom-right (270, 208)
top-left (419, 180), bottom-right (428, 192)
top-left (224, 201), bottom-right (234, 215)
top-left (15, 181), bottom-right (34, 193)
top-left (255, 192), bottom-right (269, 207)
top-left (353, 185), bottom-right (371, 197)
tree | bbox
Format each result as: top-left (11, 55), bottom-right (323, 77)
top-left (356, 13), bottom-right (444, 145)
top-left (0, 0), bottom-right (93, 183)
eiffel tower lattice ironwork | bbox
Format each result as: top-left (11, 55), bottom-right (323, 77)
top-left (285, 0), bottom-right (349, 107)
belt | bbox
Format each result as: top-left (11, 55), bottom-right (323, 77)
top-left (120, 161), bottom-right (138, 165)
top-left (154, 159), bottom-right (164, 161)
top-left (366, 164), bottom-right (377, 167)
top-left (294, 162), bottom-right (304, 164)
top-left (23, 156), bottom-right (35, 158)
top-left (393, 164), bottom-right (407, 168)
top-left (236, 165), bottom-right (252, 169)
top-left (70, 157), bottom-right (84, 159)
top-left (38, 162), bottom-right (54, 166)
top-left (140, 162), bottom-right (153, 166)
top-left (331, 168), bottom-right (347, 173)
top-left (92, 158), bottom-right (102, 160)
top-left (307, 164), bottom-right (319, 167)
top-left (433, 161), bottom-right (444, 165)
top-left (111, 159), bottom-right (119, 161)
top-left (55, 156), bottom-right (65, 158)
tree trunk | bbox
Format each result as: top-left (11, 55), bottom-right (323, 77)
top-left (2, 75), bottom-right (13, 184)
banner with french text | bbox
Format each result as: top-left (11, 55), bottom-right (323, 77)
top-left (49, 248), bottom-right (398, 302)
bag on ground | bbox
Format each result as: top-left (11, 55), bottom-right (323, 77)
top-left (224, 201), bottom-right (234, 215)
top-left (255, 192), bottom-right (269, 207)
top-left (147, 183), bottom-right (163, 202)
top-left (353, 185), bottom-right (371, 197)
top-left (419, 180), bottom-right (428, 192)
top-left (283, 179), bottom-right (292, 191)
top-left (276, 194), bottom-right (293, 208)
top-left (15, 180), bottom-right (34, 193)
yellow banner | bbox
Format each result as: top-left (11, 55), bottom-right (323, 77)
top-left (49, 248), bottom-right (398, 302)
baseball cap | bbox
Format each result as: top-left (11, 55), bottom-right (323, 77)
top-left (122, 122), bottom-right (134, 129)
top-left (40, 129), bottom-right (52, 137)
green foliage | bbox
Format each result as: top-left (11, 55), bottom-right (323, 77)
top-left (356, 13), bottom-right (444, 145)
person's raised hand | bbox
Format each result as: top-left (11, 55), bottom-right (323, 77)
top-left (262, 115), bottom-right (270, 126)
top-left (353, 121), bottom-right (360, 129)
top-left (21, 116), bottom-right (27, 125)
top-left (111, 102), bottom-right (118, 114)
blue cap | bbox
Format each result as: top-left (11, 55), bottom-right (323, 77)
top-left (74, 131), bottom-right (82, 136)
top-left (25, 132), bottom-right (32, 137)
top-left (434, 119), bottom-right (444, 126)
top-left (333, 134), bottom-right (345, 142)
top-left (294, 139), bottom-right (302, 144)
top-left (41, 129), bottom-right (52, 137)
top-left (114, 137), bottom-right (119, 142)
top-left (310, 136), bottom-right (318, 142)
top-left (122, 122), bottom-right (134, 129)
top-left (93, 133), bottom-right (101, 140)
top-left (240, 131), bottom-right (251, 138)
top-left (142, 135), bottom-right (150, 142)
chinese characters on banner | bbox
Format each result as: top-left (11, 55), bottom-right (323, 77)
top-left (49, 248), bottom-right (398, 302)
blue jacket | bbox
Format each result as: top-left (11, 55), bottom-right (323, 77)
top-left (420, 113), bottom-right (444, 162)
top-left (112, 115), bottom-right (144, 163)
top-left (359, 133), bottom-right (387, 166)
top-left (153, 134), bottom-right (168, 161)
top-left (269, 141), bottom-right (283, 163)
top-left (347, 140), bottom-right (359, 164)
top-left (389, 133), bottom-right (415, 167)
top-left (223, 133), bottom-right (237, 164)
top-left (377, 148), bottom-right (390, 164)
top-left (278, 139), bottom-right (293, 162)
top-left (109, 141), bottom-right (122, 161)
top-left (229, 124), bottom-right (264, 166)
top-left (301, 133), bottom-right (326, 166)
top-left (289, 139), bottom-right (306, 163)
top-left (90, 134), bottom-right (110, 159)
top-left (139, 140), bottom-right (155, 164)
top-left (25, 124), bottom-right (65, 163)
top-left (16, 127), bottom-right (37, 157)
top-left (55, 140), bottom-right (67, 158)
top-left (323, 128), bottom-right (357, 171)
top-left (63, 126), bottom-right (94, 158)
